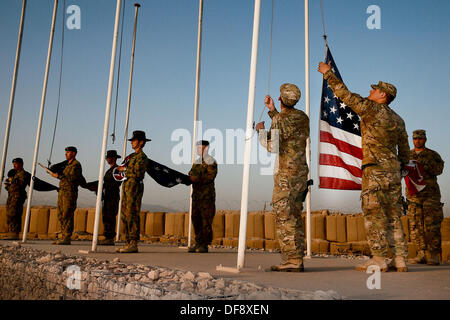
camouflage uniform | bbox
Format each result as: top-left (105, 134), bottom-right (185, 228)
top-left (102, 164), bottom-right (122, 240)
top-left (57, 159), bottom-right (83, 240)
top-left (259, 107), bottom-right (310, 262)
top-left (5, 169), bottom-right (27, 234)
top-left (407, 147), bottom-right (444, 256)
top-left (189, 154), bottom-right (217, 247)
top-left (324, 70), bottom-right (409, 258)
top-left (122, 151), bottom-right (148, 242)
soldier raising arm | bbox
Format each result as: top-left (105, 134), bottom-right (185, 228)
top-left (318, 61), bottom-right (410, 272)
top-left (318, 61), bottom-right (409, 168)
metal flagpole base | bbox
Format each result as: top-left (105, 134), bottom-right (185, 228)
top-left (78, 249), bottom-right (93, 254)
top-left (19, 240), bottom-right (35, 244)
top-left (215, 264), bottom-right (265, 273)
top-left (216, 264), bottom-right (240, 273)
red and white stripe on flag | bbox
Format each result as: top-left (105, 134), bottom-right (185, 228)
top-left (403, 160), bottom-right (426, 196)
top-left (319, 120), bottom-right (362, 190)
top-left (318, 45), bottom-right (362, 190)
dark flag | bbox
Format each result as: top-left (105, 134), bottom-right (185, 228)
top-left (318, 45), bottom-right (362, 190)
top-left (6, 169), bottom-right (59, 192)
top-left (85, 156), bottom-right (191, 192)
top-left (146, 158), bottom-right (192, 188)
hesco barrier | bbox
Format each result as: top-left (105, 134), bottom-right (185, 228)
top-left (0, 205), bottom-right (449, 261)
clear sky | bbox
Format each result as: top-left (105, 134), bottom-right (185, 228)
top-left (0, 0), bottom-right (449, 215)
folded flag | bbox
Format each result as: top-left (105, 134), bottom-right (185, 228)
top-left (403, 160), bottom-right (426, 196)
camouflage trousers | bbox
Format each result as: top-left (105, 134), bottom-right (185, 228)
top-left (191, 198), bottom-right (215, 246)
top-left (121, 180), bottom-right (143, 242)
top-left (57, 190), bottom-right (78, 240)
top-left (6, 194), bottom-right (26, 234)
top-left (102, 195), bottom-right (120, 239)
top-left (408, 195), bottom-right (444, 255)
top-left (273, 190), bottom-right (305, 261)
top-left (361, 166), bottom-right (408, 258)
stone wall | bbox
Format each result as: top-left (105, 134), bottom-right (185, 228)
top-left (0, 243), bottom-right (340, 300)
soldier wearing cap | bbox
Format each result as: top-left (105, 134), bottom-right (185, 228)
top-left (49, 146), bottom-right (83, 245)
top-left (98, 150), bottom-right (122, 246)
top-left (407, 130), bottom-right (445, 265)
top-left (255, 83), bottom-right (310, 272)
top-left (188, 140), bottom-right (218, 253)
top-left (115, 130), bottom-right (149, 253)
top-left (318, 61), bottom-right (410, 272)
top-left (3, 158), bottom-right (27, 240)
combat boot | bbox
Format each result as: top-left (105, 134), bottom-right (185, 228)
top-left (427, 252), bottom-right (440, 266)
top-left (196, 245), bottom-right (208, 253)
top-left (188, 244), bottom-right (199, 253)
top-left (98, 238), bottom-right (115, 246)
top-left (270, 258), bottom-right (304, 272)
top-left (388, 256), bottom-right (408, 272)
top-left (355, 256), bottom-right (388, 272)
top-left (52, 238), bottom-right (71, 245)
top-left (408, 250), bottom-right (426, 264)
top-left (117, 240), bottom-right (138, 253)
top-left (3, 232), bottom-right (19, 240)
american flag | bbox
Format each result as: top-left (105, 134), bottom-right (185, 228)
top-left (318, 45), bottom-right (362, 190)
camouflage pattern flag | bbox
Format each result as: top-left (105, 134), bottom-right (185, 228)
top-left (318, 45), bottom-right (362, 190)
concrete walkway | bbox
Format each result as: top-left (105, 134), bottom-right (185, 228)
top-left (2, 239), bottom-right (449, 300)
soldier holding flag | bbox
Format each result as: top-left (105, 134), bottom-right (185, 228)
top-left (318, 61), bottom-right (410, 272)
top-left (115, 131), bottom-right (149, 253)
top-left (407, 130), bottom-right (445, 265)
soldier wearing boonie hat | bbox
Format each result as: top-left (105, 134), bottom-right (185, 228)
top-left (116, 130), bottom-right (150, 253)
top-left (318, 60), bottom-right (410, 272)
top-left (254, 83), bottom-right (310, 272)
top-left (407, 129), bottom-right (445, 265)
top-left (98, 150), bottom-right (123, 246)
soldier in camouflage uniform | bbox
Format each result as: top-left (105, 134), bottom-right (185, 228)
top-left (116, 131), bottom-right (149, 253)
top-left (319, 61), bottom-right (410, 272)
top-left (256, 83), bottom-right (309, 272)
top-left (98, 150), bottom-right (122, 246)
top-left (188, 140), bottom-right (218, 253)
top-left (50, 146), bottom-right (83, 245)
top-left (407, 130), bottom-right (445, 265)
top-left (3, 158), bottom-right (28, 240)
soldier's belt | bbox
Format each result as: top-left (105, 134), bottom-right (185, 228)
top-left (361, 163), bottom-right (377, 171)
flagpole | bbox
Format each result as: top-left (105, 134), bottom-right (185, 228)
top-left (0, 0), bottom-right (27, 199)
top-left (22, 0), bottom-right (58, 243)
top-left (236, 0), bottom-right (261, 270)
top-left (304, 0), bottom-right (312, 258)
top-left (116, 3), bottom-right (141, 242)
top-left (92, 0), bottom-right (122, 252)
top-left (187, 0), bottom-right (204, 248)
